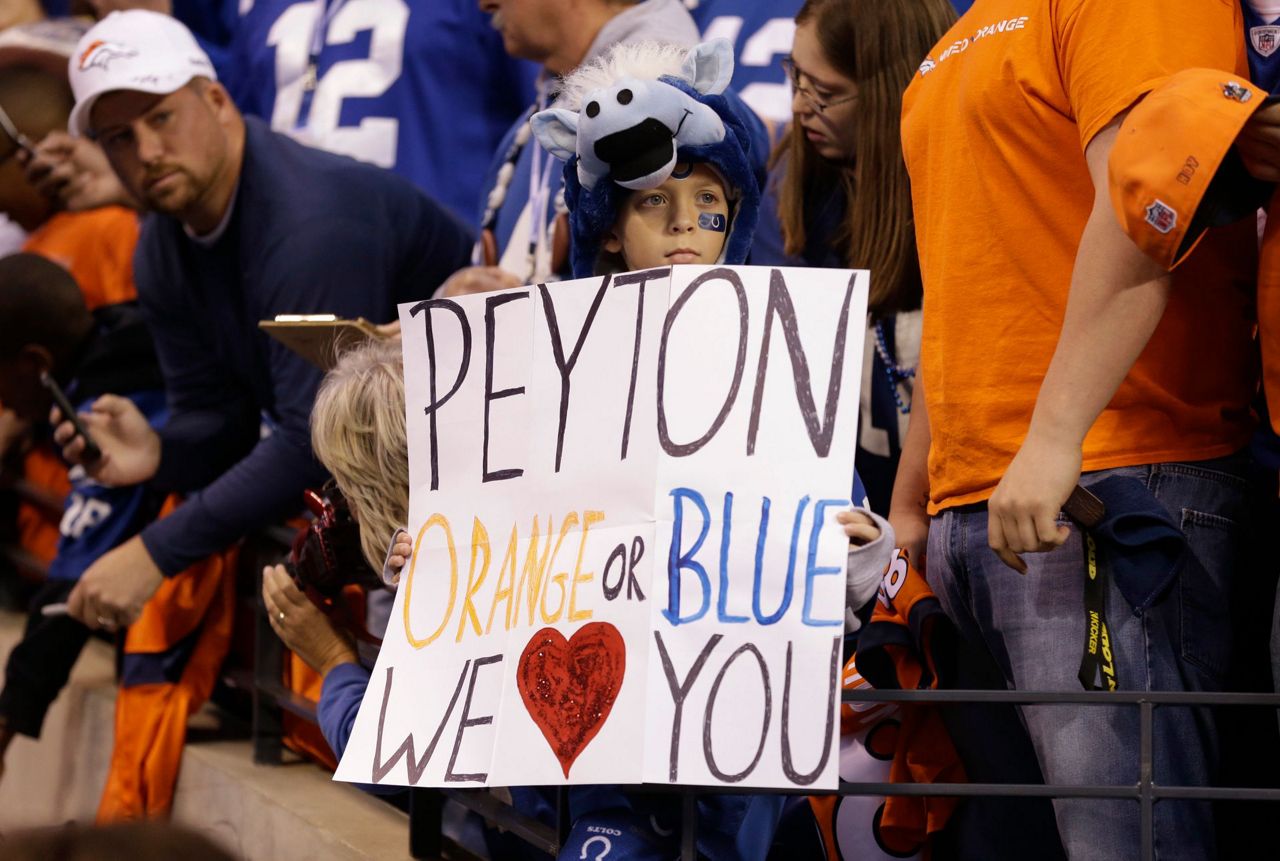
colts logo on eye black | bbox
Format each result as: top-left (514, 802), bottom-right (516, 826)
top-left (697, 213), bottom-right (726, 232)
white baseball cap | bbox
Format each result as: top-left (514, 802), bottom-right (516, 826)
top-left (67, 10), bottom-right (216, 138)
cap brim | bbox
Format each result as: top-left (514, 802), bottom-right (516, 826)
top-left (1175, 144), bottom-right (1277, 265)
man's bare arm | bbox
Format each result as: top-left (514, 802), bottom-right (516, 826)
top-left (887, 367), bottom-right (931, 566)
top-left (987, 115), bottom-right (1171, 573)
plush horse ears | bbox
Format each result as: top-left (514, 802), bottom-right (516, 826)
top-left (530, 108), bottom-right (580, 161)
top-left (680, 39), bottom-right (734, 96)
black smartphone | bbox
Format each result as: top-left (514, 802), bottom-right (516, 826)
top-left (39, 371), bottom-right (102, 464)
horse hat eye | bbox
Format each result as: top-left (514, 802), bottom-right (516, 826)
top-left (586, 101), bottom-right (600, 118)
top-left (617, 88), bottom-right (633, 105)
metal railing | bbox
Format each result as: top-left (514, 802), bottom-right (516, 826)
top-left (390, 687), bottom-right (1280, 861)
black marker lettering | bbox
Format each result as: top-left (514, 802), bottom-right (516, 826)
top-left (445, 654), bottom-right (503, 782)
top-left (657, 268), bottom-right (748, 457)
top-left (372, 663), bottom-right (469, 784)
top-left (482, 292), bottom-right (529, 483)
top-left (702, 643), bottom-right (770, 783)
top-left (539, 277), bottom-right (610, 472)
top-left (627, 535), bottom-right (646, 601)
top-left (780, 638), bottom-right (840, 785)
top-left (602, 542), bottom-right (627, 601)
top-left (655, 630), bottom-right (722, 781)
top-left (410, 299), bottom-right (471, 491)
top-left (612, 268), bottom-right (668, 459)
top-left (746, 269), bottom-right (855, 457)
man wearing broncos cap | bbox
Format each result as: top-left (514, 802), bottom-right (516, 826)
top-left (51, 10), bottom-right (472, 631)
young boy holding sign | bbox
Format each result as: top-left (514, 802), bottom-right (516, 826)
top-left (524, 38), bottom-right (895, 858)
top-left (532, 36), bottom-right (887, 618)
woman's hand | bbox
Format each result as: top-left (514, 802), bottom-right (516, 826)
top-left (262, 564), bottom-right (358, 676)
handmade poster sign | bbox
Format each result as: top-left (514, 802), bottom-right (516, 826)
top-left (333, 264), bottom-right (867, 791)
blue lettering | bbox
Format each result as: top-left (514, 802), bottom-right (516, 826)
top-left (802, 499), bottom-right (847, 627)
top-left (753, 495), bottom-right (807, 625)
top-left (716, 492), bottom-right (748, 624)
top-left (665, 488), bottom-right (712, 624)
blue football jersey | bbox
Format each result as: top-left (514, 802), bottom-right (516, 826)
top-left (232, 0), bottom-right (538, 226)
top-left (685, 0), bottom-right (803, 124)
top-left (46, 389), bottom-right (168, 582)
top-left (1245, 1), bottom-right (1280, 92)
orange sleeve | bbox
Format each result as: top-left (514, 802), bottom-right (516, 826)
top-left (1057, 0), bottom-right (1245, 149)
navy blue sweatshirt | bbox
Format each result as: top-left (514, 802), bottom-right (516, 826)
top-left (136, 116), bottom-right (472, 575)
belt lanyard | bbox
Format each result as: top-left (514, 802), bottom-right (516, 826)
top-left (1077, 532), bottom-right (1119, 691)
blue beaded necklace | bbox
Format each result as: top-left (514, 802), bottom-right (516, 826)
top-left (873, 318), bottom-right (915, 415)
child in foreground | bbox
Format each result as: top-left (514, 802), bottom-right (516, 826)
top-left (533, 37), bottom-right (891, 631)
top-left (530, 37), bottom-right (894, 858)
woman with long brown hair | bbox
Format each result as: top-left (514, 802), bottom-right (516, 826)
top-left (753, 0), bottom-right (955, 514)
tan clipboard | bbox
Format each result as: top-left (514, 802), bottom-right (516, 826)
top-left (258, 315), bottom-right (387, 370)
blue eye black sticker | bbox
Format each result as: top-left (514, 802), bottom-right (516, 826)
top-left (698, 213), bottom-right (726, 232)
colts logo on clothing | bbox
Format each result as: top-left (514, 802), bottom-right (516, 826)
top-left (918, 57), bottom-right (937, 77)
top-left (1144, 199), bottom-right (1178, 234)
top-left (1252, 26), bottom-right (1280, 58)
top-left (78, 40), bottom-right (138, 72)
top-left (1221, 80), bottom-right (1253, 103)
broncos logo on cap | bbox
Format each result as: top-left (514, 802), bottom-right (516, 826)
top-left (78, 39), bottom-right (138, 72)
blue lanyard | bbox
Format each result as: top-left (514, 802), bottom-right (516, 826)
top-left (298, 0), bottom-right (349, 125)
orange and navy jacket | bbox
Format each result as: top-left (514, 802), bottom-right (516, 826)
top-left (97, 495), bottom-right (237, 822)
top-left (811, 550), bottom-right (965, 859)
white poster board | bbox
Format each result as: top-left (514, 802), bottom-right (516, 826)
top-left (335, 264), bottom-right (867, 791)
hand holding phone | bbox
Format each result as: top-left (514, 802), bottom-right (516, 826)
top-left (1062, 484), bottom-right (1105, 529)
top-left (41, 371), bottom-right (102, 465)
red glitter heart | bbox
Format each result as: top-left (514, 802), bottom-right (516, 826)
top-left (516, 622), bottom-right (626, 778)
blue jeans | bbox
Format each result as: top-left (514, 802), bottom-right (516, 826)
top-left (928, 456), bottom-right (1248, 861)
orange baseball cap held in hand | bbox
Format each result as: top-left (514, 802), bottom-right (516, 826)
top-left (1109, 68), bottom-right (1272, 270)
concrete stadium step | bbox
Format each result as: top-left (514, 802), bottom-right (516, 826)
top-left (0, 609), bottom-right (414, 861)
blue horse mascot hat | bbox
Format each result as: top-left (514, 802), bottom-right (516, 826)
top-left (531, 39), bottom-right (766, 278)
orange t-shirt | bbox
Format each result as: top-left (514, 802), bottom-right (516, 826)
top-left (23, 207), bottom-right (139, 310)
top-left (901, 0), bottom-right (1257, 513)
